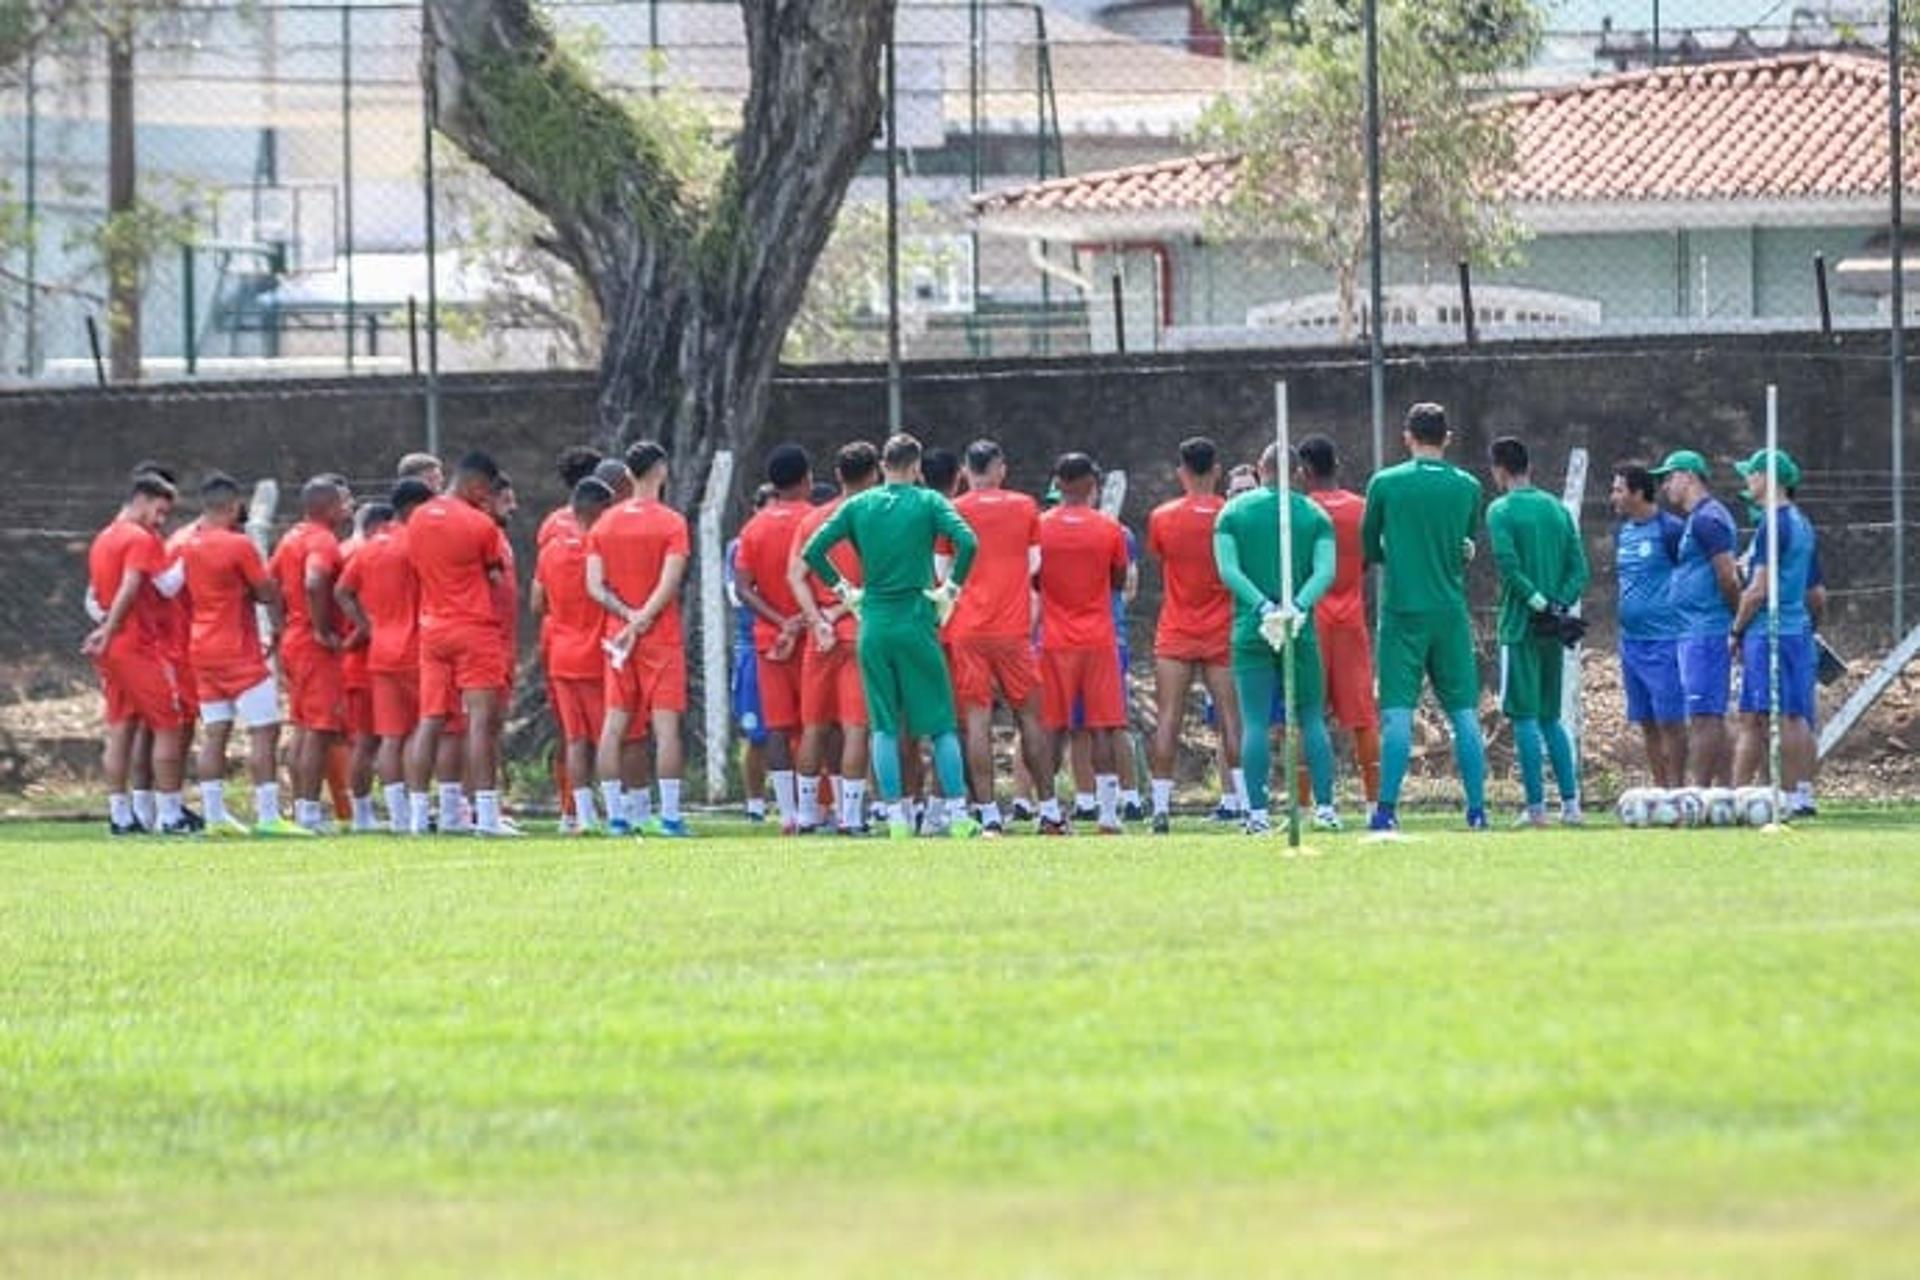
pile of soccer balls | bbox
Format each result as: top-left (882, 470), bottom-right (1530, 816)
top-left (1615, 787), bottom-right (1782, 828)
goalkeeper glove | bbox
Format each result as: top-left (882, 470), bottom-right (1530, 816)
top-left (1528, 602), bottom-right (1587, 649)
top-left (835, 582), bottom-right (864, 618)
top-left (1258, 601), bottom-right (1303, 652)
top-left (925, 581), bottom-right (962, 627)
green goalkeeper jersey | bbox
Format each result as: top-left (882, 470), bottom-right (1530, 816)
top-left (1486, 485), bottom-right (1590, 644)
top-left (1361, 457), bottom-right (1484, 615)
top-left (801, 481), bottom-right (978, 601)
top-left (1213, 486), bottom-right (1336, 652)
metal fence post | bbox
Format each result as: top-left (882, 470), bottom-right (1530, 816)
top-left (342, 2), bottom-right (356, 372)
top-left (422, 0), bottom-right (442, 457)
top-left (23, 46), bottom-right (39, 377)
top-left (1892, 0), bottom-right (1907, 639)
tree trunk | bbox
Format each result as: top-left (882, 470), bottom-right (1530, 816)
top-left (107, 29), bottom-right (139, 382)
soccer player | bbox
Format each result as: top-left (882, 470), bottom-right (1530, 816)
top-left (1609, 461), bottom-right (1688, 787)
top-left (1652, 449), bottom-right (1741, 787)
top-left (790, 444), bottom-right (879, 835)
top-left (1362, 402), bottom-right (1489, 833)
top-left (337, 503), bottom-right (383, 832)
top-left (800, 432), bottom-right (980, 840)
top-left (338, 479), bottom-right (429, 833)
top-left (1145, 436), bottom-right (1241, 834)
top-left (734, 445), bottom-right (817, 832)
top-left (1031, 453), bottom-right (1130, 836)
top-left (538, 444), bottom-right (604, 825)
top-left (488, 472), bottom-right (522, 825)
top-left (1729, 449), bottom-right (1820, 812)
top-left (588, 440), bottom-right (693, 837)
top-left (270, 476), bottom-right (354, 833)
top-left (405, 451), bottom-right (515, 837)
top-left (533, 476), bottom-right (616, 833)
top-left (948, 439), bottom-right (1051, 835)
top-left (1294, 434), bottom-right (1381, 815)
top-left (1213, 443), bottom-right (1339, 834)
top-left (178, 472), bottom-right (302, 837)
top-left (84, 472), bottom-right (190, 836)
top-left (726, 485), bottom-right (776, 822)
top-left (397, 452), bottom-right (445, 492)
top-left (1486, 437), bottom-right (1591, 828)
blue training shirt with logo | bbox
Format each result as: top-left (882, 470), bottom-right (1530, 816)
top-left (1745, 504), bottom-right (1815, 636)
top-left (1669, 496), bottom-right (1737, 637)
top-left (1616, 512), bottom-right (1684, 640)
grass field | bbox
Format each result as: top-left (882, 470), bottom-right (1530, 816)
top-left (3, 813), bottom-right (1918, 1277)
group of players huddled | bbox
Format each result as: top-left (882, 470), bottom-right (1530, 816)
top-left (82, 399), bottom-right (1821, 839)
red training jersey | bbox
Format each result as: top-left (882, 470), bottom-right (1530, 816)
top-left (338, 533), bottom-right (371, 689)
top-left (493, 538), bottom-right (519, 661)
top-left (534, 531), bottom-right (603, 680)
top-left (406, 495), bottom-right (509, 635)
top-left (87, 516), bottom-right (170, 661)
top-left (160, 522), bottom-right (196, 669)
top-left (1146, 493), bottom-right (1230, 653)
top-left (1310, 488), bottom-right (1367, 629)
top-left (950, 488), bottom-right (1040, 640)
top-left (337, 526), bottom-right (419, 673)
top-left (794, 498), bottom-right (864, 643)
top-left (269, 519), bottom-right (346, 652)
top-left (179, 524), bottom-right (270, 671)
top-left (586, 499), bottom-right (690, 648)
top-left (1037, 505), bottom-right (1128, 651)
top-left (537, 505), bottom-right (579, 551)
top-left (735, 498), bottom-right (811, 649)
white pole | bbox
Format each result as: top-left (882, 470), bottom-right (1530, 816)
top-left (1557, 448), bottom-right (1589, 784)
top-left (1765, 387), bottom-right (1783, 825)
top-left (1276, 381), bottom-right (1299, 848)
top-left (246, 479), bottom-right (280, 677)
top-left (699, 451), bottom-right (737, 805)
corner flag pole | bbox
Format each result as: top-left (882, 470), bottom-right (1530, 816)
top-left (1766, 385), bottom-right (1784, 826)
top-left (1276, 381), bottom-right (1300, 849)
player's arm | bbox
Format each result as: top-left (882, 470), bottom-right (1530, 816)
top-left (633, 552), bottom-right (689, 635)
top-left (735, 544), bottom-right (796, 633)
top-left (1121, 556), bottom-right (1139, 605)
top-left (1488, 505), bottom-right (1547, 610)
top-left (1296, 528), bottom-right (1337, 612)
top-left (152, 558), bottom-right (186, 600)
top-left (1808, 546), bottom-right (1827, 627)
top-left (334, 578), bottom-right (373, 650)
top-left (801, 502), bottom-right (854, 589)
top-left (934, 496), bottom-right (979, 586)
top-left (1360, 485), bottom-right (1384, 566)
top-left (303, 553), bottom-right (341, 649)
top-left (82, 564), bottom-right (148, 656)
top-left (585, 551), bottom-right (640, 625)
top-left (1731, 512), bottom-right (1791, 637)
top-left (1211, 526), bottom-right (1267, 614)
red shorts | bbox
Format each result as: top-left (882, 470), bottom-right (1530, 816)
top-left (170, 648), bottom-right (198, 717)
top-left (952, 634), bottom-right (1041, 710)
top-left (551, 676), bottom-right (606, 744)
top-left (1040, 646), bottom-right (1125, 731)
top-left (605, 643), bottom-right (687, 718)
top-left (98, 649), bottom-right (187, 730)
top-left (371, 670), bottom-right (420, 739)
top-left (800, 640), bottom-right (867, 728)
top-left (756, 649), bottom-right (804, 732)
top-left (1318, 618), bottom-right (1380, 730)
top-left (344, 686), bottom-right (374, 738)
top-left (421, 624), bottom-right (510, 722)
top-left (1154, 625), bottom-right (1230, 668)
top-left (192, 658), bottom-right (272, 705)
top-left (282, 645), bottom-right (345, 733)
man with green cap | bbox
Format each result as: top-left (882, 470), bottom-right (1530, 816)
top-left (1728, 448), bottom-right (1821, 816)
top-left (1652, 448), bottom-right (1741, 786)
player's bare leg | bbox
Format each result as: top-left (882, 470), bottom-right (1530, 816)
top-left (742, 737), bottom-right (768, 821)
top-left (1202, 663), bottom-right (1245, 817)
top-left (1782, 716), bottom-right (1816, 811)
top-left (650, 709), bottom-right (687, 833)
top-left (1092, 726), bottom-right (1123, 834)
top-left (1069, 730), bottom-right (1096, 819)
top-left (461, 687), bottom-right (509, 835)
top-left (147, 724), bottom-right (187, 831)
top-left (963, 704), bottom-right (998, 809)
top-left (130, 722), bottom-right (155, 830)
top-left (1684, 714), bottom-right (1731, 788)
top-left (1150, 658), bottom-right (1197, 830)
top-left (102, 719), bottom-right (140, 830)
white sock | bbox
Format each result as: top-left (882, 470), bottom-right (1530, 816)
top-left (256, 782), bottom-right (281, 823)
top-left (659, 779), bottom-right (682, 821)
top-left (295, 798), bottom-right (321, 829)
top-left (408, 791), bottom-right (432, 835)
top-left (157, 791), bottom-right (183, 826)
top-left (573, 788), bottom-right (599, 827)
top-left (771, 770), bottom-right (798, 822)
top-left (200, 780), bottom-right (227, 826)
top-left (600, 780), bottom-right (625, 822)
top-left (132, 790), bottom-right (157, 830)
top-left (629, 789), bottom-right (654, 823)
top-left (843, 779), bottom-right (867, 829)
top-left (1151, 778), bottom-right (1174, 816)
top-left (109, 793), bottom-right (133, 827)
top-left (1230, 768), bottom-right (1249, 813)
top-left (981, 800), bottom-right (1003, 827)
top-left (352, 794), bottom-right (377, 829)
top-left (830, 775), bottom-right (845, 819)
top-left (383, 782), bottom-right (408, 832)
top-left (745, 798), bottom-right (766, 818)
top-left (438, 784), bottom-right (465, 832)
top-left (1073, 791), bottom-right (1096, 814)
top-left (947, 796), bottom-right (970, 823)
top-left (1251, 807), bottom-right (1269, 825)
top-left (1793, 782), bottom-right (1814, 805)
top-left (475, 789), bottom-right (502, 833)
top-left (1039, 797), bottom-right (1063, 823)
top-left (1095, 774), bottom-right (1119, 826)
top-left (799, 776), bottom-right (823, 827)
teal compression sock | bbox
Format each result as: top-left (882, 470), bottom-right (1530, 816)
top-left (1449, 707), bottom-right (1487, 813)
top-left (872, 730), bottom-right (903, 802)
top-left (1302, 711), bottom-right (1335, 806)
top-left (1380, 707), bottom-right (1414, 807)
top-left (1233, 665), bottom-right (1278, 812)
top-left (931, 731), bottom-right (967, 802)
top-left (1513, 717), bottom-right (1545, 807)
top-left (1542, 719), bottom-right (1578, 803)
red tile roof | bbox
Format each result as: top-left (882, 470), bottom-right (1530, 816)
top-left (971, 52), bottom-right (1920, 224)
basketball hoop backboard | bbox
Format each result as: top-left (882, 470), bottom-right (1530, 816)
top-left (211, 184), bottom-right (338, 274)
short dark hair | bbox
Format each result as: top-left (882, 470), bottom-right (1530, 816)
top-left (837, 441), bottom-right (880, 485)
top-left (882, 433), bottom-right (922, 471)
top-left (456, 450), bottom-right (500, 483)
top-left (810, 480), bottom-right (840, 505)
top-left (766, 443), bottom-right (810, 491)
top-left (131, 459), bottom-right (178, 486)
top-left (965, 439), bottom-right (1004, 474)
top-left (301, 476), bottom-right (343, 514)
top-left (624, 440), bottom-right (668, 478)
top-left (1178, 436), bottom-right (1218, 476)
top-left (199, 471), bottom-right (242, 503)
top-left (1489, 436), bottom-right (1530, 475)
top-left (1294, 435), bottom-right (1337, 480)
top-left (592, 458), bottom-right (632, 491)
top-left (921, 447), bottom-right (961, 494)
top-left (1405, 402), bottom-right (1449, 444)
top-left (572, 477), bottom-right (615, 512)
top-left (1054, 451), bottom-right (1097, 484)
top-left (359, 502), bottom-right (397, 533)
top-left (390, 478), bottom-right (435, 516)
top-left (557, 445), bottom-right (602, 489)
top-left (131, 473), bottom-right (177, 502)
top-left (1613, 461), bottom-right (1656, 503)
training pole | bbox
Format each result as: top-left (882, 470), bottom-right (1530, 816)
top-left (1276, 382), bottom-right (1300, 849)
top-left (1766, 385), bottom-right (1784, 825)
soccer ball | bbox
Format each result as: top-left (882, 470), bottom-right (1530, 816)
top-left (1673, 788), bottom-right (1707, 828)
top-left (1736, 787), bottom-right (1778, 827)
top-left (1616, 788), bottom-right (1652, 828)
top-left (1703, 788), bottom-right (1740, 828)
top-left (1648, 790), bottom-right (1682, 829)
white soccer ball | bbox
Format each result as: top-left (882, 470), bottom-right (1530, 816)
top-left (1648, 790), bottom-right (1682, 829)
top-left (1673, 788), bottom-right (1707, 828)
top-left (1616, 788), bottom-right (1652, 828)
top-left (1736, 787), bottom-right (1778, 827)
top-left (1703, 788), bottom-right (1740, 828)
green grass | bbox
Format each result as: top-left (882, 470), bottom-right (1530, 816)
top-left (2, 815), bottom-right (1918, 1276)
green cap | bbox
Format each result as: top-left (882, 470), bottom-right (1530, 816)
top-left (1648, 449), bottom-right (1711, 480)
top-left (1734, 448), bottom-right (1801, 488)
top-left (1042, 484), bottom-right (1062, 509)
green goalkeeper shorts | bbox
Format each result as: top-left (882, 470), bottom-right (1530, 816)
top-left (856, 597), bottom-right (958, 738)
top-left (1500, 634), bottom-right (1565, 722)
top-left (1231, 626), bottom-right (1324, 718)
top-left (1376, 607), bottom-right (1479, 713)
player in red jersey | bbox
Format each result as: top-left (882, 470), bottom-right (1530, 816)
top-left (946, 439), bottom-right (1051, 834)
top-left (335, 505), bottom-right (382, 832)
top-left (1295, 435), bottom-right (1381, 811)
top-left (405, 451), bottom-right (515, 836)
top-left (1145, 436), bottom-right (1244, 834)
top-left (177, 472), bottom-right (305, 836)
top-left (533, 476), bottom-right (616, 833)
top-left (397, 452), bottom-right (445, 493)
top-left (338, 478), bottom-right (431, 833)
top-left (537, 446), bottom-right (602, 826)
top-left (85, 472), bottom-right (190, 835)
top-left (733, 444), bottom-right (816, 832)
top-left (788, 443), bottom-right (877, 834)
top-left (1034, 453), bottom-right (1131, 835)
top-left (588, 440), bottom-right (693, 837)
top-left (268, 476), bottom-right (354, 833)
top-left (488, 472), bottom-right (522, 826)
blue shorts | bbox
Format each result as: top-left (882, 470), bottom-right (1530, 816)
top-left (1739, 629), bottom-right (1816, 719)
top-left (1677, 634), bottom-right (1731, 719)
top-left (1620, 637), bottom-right (1685, 725)
top-left (730, 645), bottom-right (768, 746)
